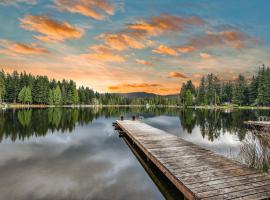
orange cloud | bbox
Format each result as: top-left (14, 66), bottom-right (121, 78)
top-left (200, 52), bottom-right (212, 59)
top-left (153, 45), bottom-right (178, 56)
top-left (82, 53), bottom-right (124, 63)
top-left (128, 15), bottom-right (204, 36)
top-left (108, 83), bottom-right (161, 90)
top-left (135, 59), bottom-right (153, 66)
top-left (82, 44), bottom-right (125, 63)
top-left (94, 14), bottom-right (203, 53)
top-left (190, 31), bottom-right (249, 50)
top-left (175, 30), bottom-right (253, 54)
top-left (19, 15), bottom-right (84, 42)
top-left (53, 0), bottom-right (114, 20)
top-left (168, 71), bottom-right (188, 78)
top-left (0, 39), bottom-right (49, 56)
top-left (177, 45), bottom-right (195, 53)
top-left (97, 33), bottom-right (149, 51)
top-left (89, 44), bottom-right (113, 53)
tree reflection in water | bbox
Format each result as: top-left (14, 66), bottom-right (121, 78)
top-left (0, 107), bottom-right (269, 171)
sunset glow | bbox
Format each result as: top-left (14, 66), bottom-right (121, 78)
top-left (0, 0), bottom-right (269, 94)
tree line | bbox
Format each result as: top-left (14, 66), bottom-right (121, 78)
top-left (180, 66), bottom-right (270, 106)
top-left (0, 69), bottom-right (127, 105)
top-left (0, 66), bottom-right (269, 106)
top-left (0, 69), bottom-right (178, 106)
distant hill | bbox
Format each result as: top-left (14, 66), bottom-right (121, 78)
top-left (116, 92), bottom-right (178, 99)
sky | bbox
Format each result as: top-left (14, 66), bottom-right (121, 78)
top-left (0, 0), bottom-right (270, 95)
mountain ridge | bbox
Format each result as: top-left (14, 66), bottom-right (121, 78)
top-left (114, 92), bottom-right (178, 99)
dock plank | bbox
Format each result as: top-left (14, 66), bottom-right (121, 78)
top-left (116, 120), bottom-right (270, 200)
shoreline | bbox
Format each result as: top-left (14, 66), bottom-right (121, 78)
top-left (1, 103), bottom-right (270, 110)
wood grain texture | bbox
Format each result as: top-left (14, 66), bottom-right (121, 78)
top-left (116, 120), bottom-right (270, 200)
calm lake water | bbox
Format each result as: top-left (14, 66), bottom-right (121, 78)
top-left (0, 107), bottom-right (269, 200)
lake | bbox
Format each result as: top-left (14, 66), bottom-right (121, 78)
top-left (0, 107), bottom-right (269, 200)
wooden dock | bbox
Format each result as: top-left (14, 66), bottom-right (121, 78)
top-left (115, 120), bottom-right (270, 200)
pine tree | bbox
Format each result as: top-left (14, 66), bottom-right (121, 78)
top-left (197, 77), bottom-right (206, 105)
top-left (71, 86), bottom-right (79, 104)
top-left (79, 87), bottom-right (86, 104)
top-left (249, 76), bottom-right (258, 105)
top-left (232, 75), bottom-right (246, 106)
top-left (66, 81), bottom-right (79, 105)
top-left (12, 71), bottom-right (20, 103)
top-left (206, 74), bottom-right (216, 105)
top-left (0, 71), bottom-right (5, 103)
top-left (48, 89), bottom-right (54, 105)
top-left (265, 67), bottom-right (270, 105)
top-left (184, 90), bottom-right (193, 106)
top-left (61, 85), bottom-right (67, 105)
top-left (53, 85), bottom-right (62, 105)
top-left (18, 86), bottom-right (32, 104)
top-left (32, 76), bottom-right (49, 104)
top-left (257, 66), bottom-right (268, 105)
top-left (24, 87), bottom-right (32, 104)
top-left (180, 80), bottom-right (195, 105)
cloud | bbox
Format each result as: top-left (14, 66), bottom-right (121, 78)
top-left (53, 0), bottom-right (114, 20)
top-left (135, 59), bottom-right (153, 66)
top-left (82, 53), bottom-right (124, 63)
top-left (108, 83), bottom-right (161, 90)
top-left (168, 71), bottom-right (188, 78)
top-left (81, 44), bottom-right (125, 63)
top-left (128, 14), bottom-right (204, 37)
top-left (0, 39), bottom-right (49, 56)
top-left (0, 0), bottom-right (36, 5)
top-left (94, 14), bottom-right (202, 53)
top-left (178, 31), bottom-right (253, 52)
top-left (89, 44), bottom-right (113, 53)
top-left (199, 52), bottom-right (211, 59)
top-left (152, 45), bottom-right (178, 56)
top-left (19, 15), bottom-right (84, 42)
top-left (97, 33), bottom-right (150, 51)
top-left (177, 46), bottom-right (195, 53)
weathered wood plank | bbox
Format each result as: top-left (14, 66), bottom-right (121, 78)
top-left (187, 172), bottom-right (267, 188)
top-left (116, 120), bottom-right (270, 200)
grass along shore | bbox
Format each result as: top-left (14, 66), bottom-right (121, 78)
top-left (1, 103), bottom-right (270, 110)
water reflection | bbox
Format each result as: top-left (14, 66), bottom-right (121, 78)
top-left (0, 107), bottom-right (270, 199)
top-left (122, 136), bottom-right (184, 200)
top-left (0, 115), bottom-right (163, 200)
top-left (3, 107), bottom-right (270, 143)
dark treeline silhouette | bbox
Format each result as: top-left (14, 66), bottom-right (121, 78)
top-left (180, 66), bottom-right (270, 106)
top-left (0, 69), bottom-right (178, 105)
top-left (0, 69), bottom-right (128, 105)
top-left (1, 67), bottom-right (270, 106)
